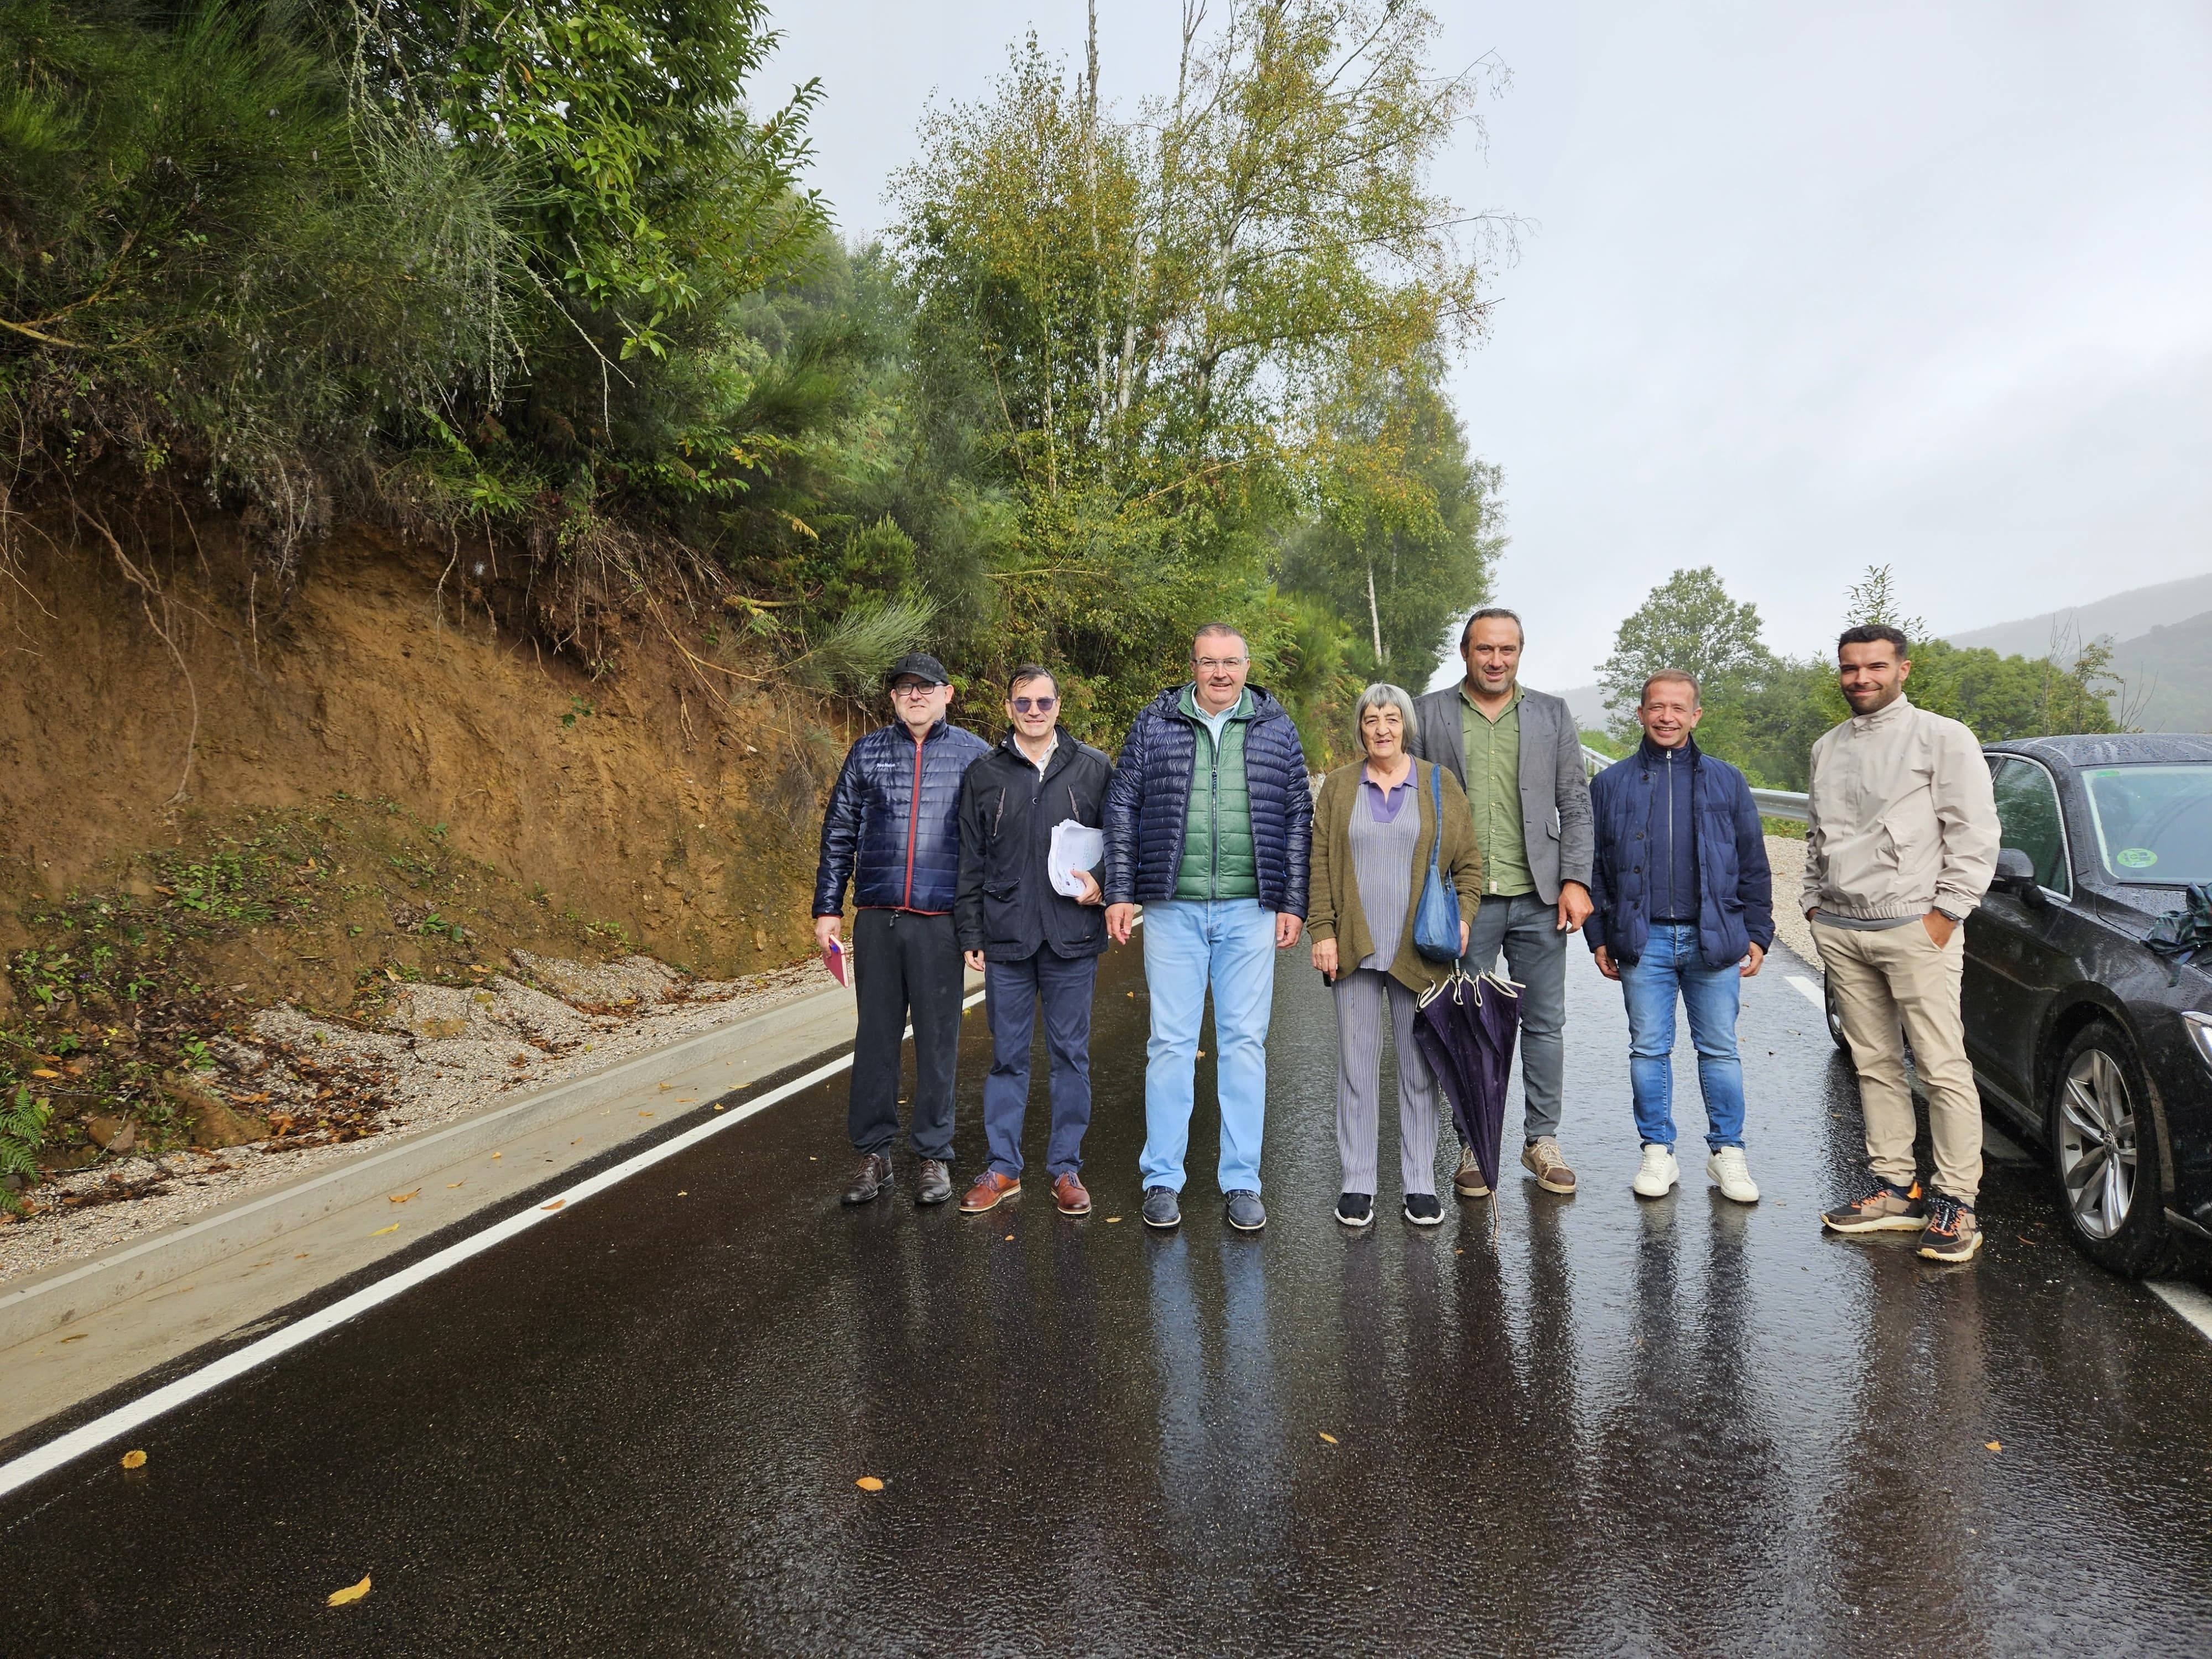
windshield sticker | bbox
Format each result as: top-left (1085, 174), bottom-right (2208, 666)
top-left (2115, 848), bottom-right (2158, 869)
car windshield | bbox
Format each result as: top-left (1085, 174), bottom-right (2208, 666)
top-left (2081, 763), bottom-right (2212, 886)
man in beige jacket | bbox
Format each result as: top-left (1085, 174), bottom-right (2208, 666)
top-left (1806, 624), bottom-right (2000, 1262)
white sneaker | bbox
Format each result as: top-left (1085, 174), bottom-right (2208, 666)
top-left (1707, 1145), bottom-right (1760, 1204)
top-left (1632, 1143), bottom-right (1680, 1198)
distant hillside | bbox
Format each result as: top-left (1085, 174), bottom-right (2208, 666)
top-left (2112, 611), bottom-right (2212, 734)
top-left (1947, 572), bottom-right (2212, 661)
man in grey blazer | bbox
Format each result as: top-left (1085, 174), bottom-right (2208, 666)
top-left (1408, 607), bottom-right (1595, 1197)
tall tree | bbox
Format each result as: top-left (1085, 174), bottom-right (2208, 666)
top-left (1598, 566), bottom-right (1775, 735)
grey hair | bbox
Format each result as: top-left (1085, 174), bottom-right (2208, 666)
top-left (1354, 682), bottom-right (1420, 750)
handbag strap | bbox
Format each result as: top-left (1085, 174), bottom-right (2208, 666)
top-left (1427, 762), bottom-right (1446, 879)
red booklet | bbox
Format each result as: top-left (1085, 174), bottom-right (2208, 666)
top-left (822, 937), bottom-right (848, 988)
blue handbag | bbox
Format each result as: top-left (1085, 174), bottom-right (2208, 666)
top-left (1412, 763), bottom-right (1463, 962)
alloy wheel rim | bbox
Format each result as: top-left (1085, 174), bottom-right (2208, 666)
top-left (2058, 1047), bottom-right (2137, 1240)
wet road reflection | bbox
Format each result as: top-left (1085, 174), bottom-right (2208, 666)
top-left (4, 942), bottom-right (2210, 1655)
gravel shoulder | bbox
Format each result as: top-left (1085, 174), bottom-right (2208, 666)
top-left (0, 954), bottom-right (821, 1284)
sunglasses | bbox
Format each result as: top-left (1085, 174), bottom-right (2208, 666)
top-left (1010, 695), bottom-right (1057, 714)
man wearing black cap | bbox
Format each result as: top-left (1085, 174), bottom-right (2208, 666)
top-left (813, 653), bottom-right (992, 1206)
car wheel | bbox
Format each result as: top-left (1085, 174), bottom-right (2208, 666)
top-left (2049, 1021), bottom-right (2173, 1279)
top-left (1822, 974), bottom-right (1850, 1052)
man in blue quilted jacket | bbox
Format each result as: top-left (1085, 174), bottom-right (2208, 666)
top-left (1104, 624), bottom-right (1314, 1233)
top-left (813, 653), bottom-right (992, 1206)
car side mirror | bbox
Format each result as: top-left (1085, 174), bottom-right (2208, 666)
top-left (1991, 846), bottom-right (2050, 909)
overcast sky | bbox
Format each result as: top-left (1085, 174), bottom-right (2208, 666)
top-left (764, 1), bottom-right (2212, 692)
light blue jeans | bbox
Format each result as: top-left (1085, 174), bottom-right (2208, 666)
top-left (1619, 922), bottom-right (1746, 1151)
top-left (1139, 900), bottom-right (1279, 1194)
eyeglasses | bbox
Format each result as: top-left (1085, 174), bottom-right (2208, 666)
top-left (1010, 696), bottom-right (1056, 714)
top-left (890, 682), bottom-right (941, 698)
top-left (1192, 658), bottom-right (1248, 672)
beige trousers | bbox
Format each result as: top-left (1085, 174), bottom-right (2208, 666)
top-left (1814, 918), bottom-right (1983, 1203)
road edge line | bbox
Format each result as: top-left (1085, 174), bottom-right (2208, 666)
top-left (2148, 1280), bottom-right (2212, 1347)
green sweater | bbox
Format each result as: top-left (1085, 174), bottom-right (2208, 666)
top-left (1173, 685), bottom-right (1259, 901)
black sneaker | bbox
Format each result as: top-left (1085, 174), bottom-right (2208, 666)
top-left (1335, 1192), bottom-right (1374, 1228)
top-left (1402, 1193), bottom-right (1443, 1227)
top-left (1141, 1185), bottom-right (1182, 1229)
top-left (1917, 1192), bottom-right (1983, 1262)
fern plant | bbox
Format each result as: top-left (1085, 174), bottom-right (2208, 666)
top-left (0, 1084), bottom-right (54, 1213)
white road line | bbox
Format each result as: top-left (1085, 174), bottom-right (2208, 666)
top-left (2150, 1281), bottom-right (2212, 1347)
top-left (1786, 974), bottom-right (1825, 1011)
top-left (0, 983), bottom-right (994, 1501)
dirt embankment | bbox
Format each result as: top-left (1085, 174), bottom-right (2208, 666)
top-left (0, 506), bottom-right (852, 1199)
top-left (1, 511), bottom-right (842, 978)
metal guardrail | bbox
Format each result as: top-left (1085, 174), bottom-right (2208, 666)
top-left (1581, 744), bottom-right (1811, 823)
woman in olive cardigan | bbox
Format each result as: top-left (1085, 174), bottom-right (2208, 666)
top-left (1308, 684), bottom-right (1484, 1227)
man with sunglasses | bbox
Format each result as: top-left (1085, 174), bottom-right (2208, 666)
top-left (953, 666), bottom-right (1115, 1217)
top-left (814, 653), bottom-right (991, 1207)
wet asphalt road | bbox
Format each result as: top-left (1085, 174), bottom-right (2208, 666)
top-left (6, 940), bottom-right (2212, 1656)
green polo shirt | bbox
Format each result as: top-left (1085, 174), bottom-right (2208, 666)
top-left (1460, 684), bottom-right (1533, 896)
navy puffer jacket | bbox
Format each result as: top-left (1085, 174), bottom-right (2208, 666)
top-left (1583, 738), bottom-right (1776, 968)
top-left (1103, 684), bottom-right (1313, 916)
top-left (814, 719), bottom-right (992, 916)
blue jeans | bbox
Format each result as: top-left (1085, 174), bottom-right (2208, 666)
top-left (1619, 922), bottom-right (1746, 1150)
top-left (1139, 900), bottom-right (1278, 1194)
top-left (982, 948), bottom-right (1098, 1179)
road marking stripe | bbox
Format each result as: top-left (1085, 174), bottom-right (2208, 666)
top-left (2149, 1280), bottom-right (2212, 1347)
top-left (0, 982), bottom-right (995, 1503)
top-left (1786, 974), bottom-right (1825, 1011)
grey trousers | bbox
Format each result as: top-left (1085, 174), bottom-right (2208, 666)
top-left (1463, 891), bottom-right (1568, 1140)
top-left (1332, 968), bottom-right (1443, 1196)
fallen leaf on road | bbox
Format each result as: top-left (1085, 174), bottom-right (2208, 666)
top-left (327, 1575), bottom-right (372, 1606)
top-left (1985, 1441), bottom-right (2002, 1452)
top-left (491, 1152), bottom-right (502, 1160)
top-left (808, 1155), bottom-right (817, 1161)
top-left (60, 1333), bottom-right (86, 1343)
top-left (571, 1139), bottom-right (582, 1145)
top-left (446, 1182), bottom-right (465, 1189)
top-left (1105, 1216), bottom-right (1121, 1223)
top-left (388, 1190), bottom-right (420, 1204)
top-left (713, 1104), bottom-right (725, 1112)
top-left (542, 1199), bottom-right (565, 1212)
top-left (639, 1112), bottom-right (654, 1119)
top-left (1197, 1051), bottom-right (1206, 1059)
top-left (677, 1191), bottom-right (688, 1197)
top-left (1004, 1234), bottom-right (1015, 1241)
top-left (120, 1449), bottom-right (147, 1469)
top-left (658, 1082), bottom-right (672, 1091)
top-left (855, 1477), bottom-right (885, 1492)
top-left (370, 1224), bottom-right (399, 1237)
top-left (1318, 1432), bottom-right (1338, 1445)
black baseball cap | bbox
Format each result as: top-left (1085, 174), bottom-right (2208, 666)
top-left (885, 652), bottom-right (950, 687)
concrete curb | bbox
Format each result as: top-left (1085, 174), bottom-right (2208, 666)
top-left (0, 983), bottom-right (853, 1355)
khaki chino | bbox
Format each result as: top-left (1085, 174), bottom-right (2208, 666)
top-left (1814, 917), bottom-right (1981, 1203)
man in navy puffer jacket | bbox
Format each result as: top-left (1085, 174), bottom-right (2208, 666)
top-left (813, 653), bottom-right (991, 1206)
top-left (1104, 624), bottom-right (1313, 1233)
top-left (1583, 670), bottom-right (1773, 1207)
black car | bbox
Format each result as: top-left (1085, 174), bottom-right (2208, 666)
top-left (1824, 734), bottom-right (2212, 1276)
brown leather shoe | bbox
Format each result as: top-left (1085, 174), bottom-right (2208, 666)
top-left (1521, 1136), bottom-right (1577, 1194)
top-left (1053, 1172), bottom-right (1092, 1215)
top-left (959, 1170), bottom-right (1020, 1213)
top-left (1452, 1142), bottom-right (1491, 1199)
top-left (915, 1157), bottom-right (954, 1206)
top-left (841, 1152), bottom-right (891, 1205)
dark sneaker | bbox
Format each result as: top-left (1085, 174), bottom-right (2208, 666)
top-left (915, 1158), bottom-right (954, 1206)
top-left (1141, 1186), bottom-right (1182, 1229)
top-left (1820, 1176), bottom-right (1927, 1234)
top-left (1452, 1143), bottom-right (1491, 1199)
top-left (1224, 1190), bottom-right (1267, 1232)
top-left (959, 1170), bottom-right (1019, 1214)
top-left (1335, 1192), bottom-right (1374, 1229)
top-left (841, 1153), bottom-right (892, 1205)
top-left (1918, 1193), bottom-right (1983, 1262)
top-left (1402, 1193), bottom-right (1443, 1227)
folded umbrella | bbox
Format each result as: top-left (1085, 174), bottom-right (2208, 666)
top-left (1415, 969), bottom-right (1522, 1196)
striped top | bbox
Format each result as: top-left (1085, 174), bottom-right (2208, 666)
top-left (1348, 781), bottom-right (1420, 971)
